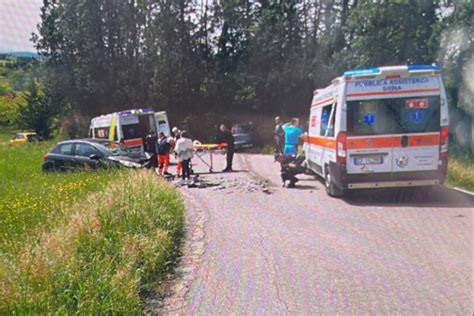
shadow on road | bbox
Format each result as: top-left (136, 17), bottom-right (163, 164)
top-left (287, 184), bottom-right (320, 190)
top-left (342, 186), bottom-right (474, 208)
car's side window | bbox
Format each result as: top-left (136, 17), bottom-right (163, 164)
top-left (75, 143), bottom-right (98, 157)
top-left (52, 144), bottom-right (74, 155)
top-left (14, 134), bottom-right (25, 139)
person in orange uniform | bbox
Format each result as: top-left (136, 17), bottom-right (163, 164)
top-left (157, 132), bottom-right (171, 175)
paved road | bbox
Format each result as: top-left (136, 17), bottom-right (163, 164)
top-left (160, 153), bottom-right (473, 315)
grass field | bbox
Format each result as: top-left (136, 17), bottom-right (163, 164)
top-left (0, 142), bottom-right (185, 313)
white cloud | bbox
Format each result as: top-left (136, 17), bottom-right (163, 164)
top-left (0, 0), bottom-right (43, 52)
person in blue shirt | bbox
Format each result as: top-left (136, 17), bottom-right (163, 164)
top-left (282, 118), bottom-right (304, 156)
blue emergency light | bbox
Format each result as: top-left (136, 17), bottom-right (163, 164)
top-left (407, 64), bottom-right (440, 71)
top-left (343, 65), bottom-right (440, 77)
top-left (343, 67), bottom-right (380, 76)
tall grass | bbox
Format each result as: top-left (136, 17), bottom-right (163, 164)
top-left (0, 142), bottom-right (114, 253)
top-left (0, 143), bottom-right (185, 313)
top-left (0, 126), bottom-right (17, 143)
top-left (447, 145), bottom-right (474, 191)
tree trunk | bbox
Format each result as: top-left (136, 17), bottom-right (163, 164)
top-left (471, 116), bottom-right (474, 154)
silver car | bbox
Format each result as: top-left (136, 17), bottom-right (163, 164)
top-left (232, 123), bottom-right (254, 150)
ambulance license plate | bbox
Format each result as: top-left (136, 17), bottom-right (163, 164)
top-left (354, 157), bottom-right (384, 165)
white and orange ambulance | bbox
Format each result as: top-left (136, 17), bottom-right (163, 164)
top-left (89, 108), bottom-right (169, 151)
top-left (304, 65), bottom-right (449, 197)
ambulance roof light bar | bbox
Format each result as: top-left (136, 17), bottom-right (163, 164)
top-left (343, 64), bottom-right (440, 80)
top-left (343, 67), bottom-right (380, 77)
top-left (407, 64), bottom-right (440, 72)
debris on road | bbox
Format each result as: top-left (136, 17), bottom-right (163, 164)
top-left (174, 174), bottom-right (272, 194)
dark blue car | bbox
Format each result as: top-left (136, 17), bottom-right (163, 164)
top-left (42, 139), bottom-right (148, 172)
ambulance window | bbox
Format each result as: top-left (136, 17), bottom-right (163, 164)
top-left (320, 104), bottom-right (335, 137)
top-left (94, 127), bottom-right (109, 139)
top-left (347, 96), bottom-right (441, 136)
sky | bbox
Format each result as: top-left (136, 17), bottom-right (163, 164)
top-left (0, 0), bottom-right (43, 52)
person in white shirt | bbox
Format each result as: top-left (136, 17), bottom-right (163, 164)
top-left (174, 131), bottom-right (194, 180)
top-left (172, 126), bottom-right (182, 177)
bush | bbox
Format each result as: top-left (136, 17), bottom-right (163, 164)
top-left (0, 82), bottom-right (12, 96)
top-left (448, 145), bottom-right (474, 191)
top-left (0, 94), bottom-right (23, 126)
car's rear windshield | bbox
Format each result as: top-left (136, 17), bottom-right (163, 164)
top-left (347, 96), bottom-right (441, 136)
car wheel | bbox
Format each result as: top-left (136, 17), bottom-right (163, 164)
top-left (42, 162), bottom-right (55, 172)
top-left (324, 167), bottom-right (343, 197)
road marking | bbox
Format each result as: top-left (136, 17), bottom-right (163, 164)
top-left (449, 186), bottom-right (474, 197)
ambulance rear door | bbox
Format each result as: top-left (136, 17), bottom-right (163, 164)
top-left (306, 86), bottom-right (336, 175)
top-left (345, 98), bottom-right (394, 175)
top-left (390, 93), bottom-right (441, 173)
top-left (155, 111), bottom-right (171, 137)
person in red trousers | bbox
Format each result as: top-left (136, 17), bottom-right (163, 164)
top-left (157, 132), bottom-right (171, 175)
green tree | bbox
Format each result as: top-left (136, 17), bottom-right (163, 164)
top-left (341, 0), bottom-right (440, 68)
top-left (146, 0), bottom-right (205, 114)
top-left (17, 80), bottom-right (59, 139)
top-left (35, 0), bottom-right (151, 116)
top-left (0, 94), bottom-right (23, 126)
top-left (0, 82), bottom-right (12, 96)
top-left (434, 1), bottom-right (474, 151)
top-left (239, 0), bottom-right (309, 114)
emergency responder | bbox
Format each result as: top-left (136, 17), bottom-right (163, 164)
top-left (282, 118), bottom-right (304, 156)
top-left (157, 132), bottom-right (171, 175)
top-left (219, 124), bottom-right (235, 172)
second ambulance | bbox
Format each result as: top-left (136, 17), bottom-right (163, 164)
top-left (304, 65), bottom-right (449, 197)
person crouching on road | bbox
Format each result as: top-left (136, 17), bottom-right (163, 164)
top-left (175, 131), bottom-right (193, 180)
top-left (219, 124), bottom-right (235, 172)
top-left (157, 132), bottom-right (171, 175)
top-left (144, 130), bottom-right (158, 169)
top-left (172, 126), bottom-right (183, 177)
top-left (282, 118), bottom-right (304, 156)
